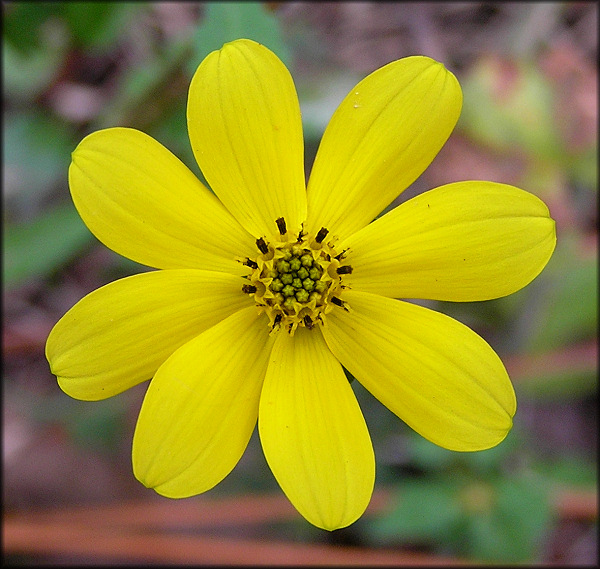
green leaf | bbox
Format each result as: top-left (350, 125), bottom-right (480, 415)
top-left (2, 33), bottom-right (68, 102)
top-left (62, 2), bottom-right (141, 50)
top-left (526, 236), bottom-right (597, 352)
top-left (2, 2), bottom-right (62, 54)
top-left (465, 475), bottom-right (551, 562)
top-left (364, 479), bottom-right (463, 543)
top-left (3, 203), bottom-right (93, 288)
top-left (459, 56), bottom-right (564, 162)
top-left (3, 111), bottom-right (75, 210)
top-left (188, 2), bottom-right (290, 74)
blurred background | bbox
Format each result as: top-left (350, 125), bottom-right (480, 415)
top-left (3, 1), bottom-right (597, 565)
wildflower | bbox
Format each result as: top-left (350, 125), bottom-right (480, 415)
top-left (46, 39), bottom-right (556, 530)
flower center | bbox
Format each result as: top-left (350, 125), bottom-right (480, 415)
top-left (241, 218), bottom-right (352, 334)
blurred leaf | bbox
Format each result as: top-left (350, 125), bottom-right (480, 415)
top-left (525, 237), bottom-right (597, 352)
top-left (406, 423), bottom-right (517, 475)
top-left (364, 478), bottom-right (463, 543)
top-left (2, 1), bottom-right (62, 54)
top-left (188, 2), bottom-right (290, 74)
top-left (534, 456), bottom-right (597, 487)
top-left (3, 203), bottom-right (93, 288)
top-left (2, 33), bottom-right (67, 102)
top-left (3, 111), bottom-right (75, 216)
top-left (69, 397), bottom-right (128, 452)
top-left (459, 56), bottom-right (564, 162)
top-left (62, 2), bottom-right (139, 50)
top-left (464, 475), bottom-right (551, 562)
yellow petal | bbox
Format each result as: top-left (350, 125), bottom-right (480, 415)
top-left (321, 290), bottom-right (516, 451)
top-left (46, 270), bottom-right (252, 401)
top-left (133, 307), bottom-right (272, 496)
top-left (69, 127), bottom-right (255, 274)
top-left (188, 39), bottom-right (307, 238)
top-left (259, 327), bottom-right (375, 530)
top-left (343, 182), bottom-right (556, 301)
top-left (306, 56), bottom-right (461, 241)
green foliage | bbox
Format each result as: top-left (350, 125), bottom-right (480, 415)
top-left (188, 2), bottom-right (291, 73)
top-left (3, 111), bottom-right (74, 212)
top-left (3, 1), bottom-right (137, 53)
top-left (526, 237), bottom-right (598, 352)
top-left (363, 435), bottom-right (553, 563)
top-left (4, 203), bottom-right (93, 288)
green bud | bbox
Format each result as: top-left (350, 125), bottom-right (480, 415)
top-left (309, 267), bottom-right (321, 280)
top-left (282, 284), bottom-right (296, 297)
top-left (276, 260), bottom-right (290, 273)
top-left (292, 278), bottom-right (303, 289)
top-left (303, 278), bottom-right (315, 291)
top-left (296, 289), bottom-right (309, 302)
top-left (289, 257), bottom-right (301, 271)
top-left (281, 273), bottom-right (293, 285)
top-left (315, 280), bottom-right (327, 293)
top-left (301, 254), bottom-right (313, 267)
top-left (270, 279), bottom-right (283, 292)
top-left (297, 267), bottom-right (309, 280)
top-left (283, 297), bottom-right (296, 311)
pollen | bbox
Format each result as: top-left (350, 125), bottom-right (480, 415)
top-left (241, 221), bottom-right (351, 334)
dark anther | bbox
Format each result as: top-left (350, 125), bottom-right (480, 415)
top-left (331, 296), bottom-right (349, 311)
top-left (242, 284), bottom-right (257, 294)
top-left (243, 258), bottom-right (259, 269)
top-left (256, 237), bottom-right (269, 254)
top-left (276, 217), bottom-right (287, 235)
top-left (297, 228), bottom-right (307, 243)
top-left (334, 249), bottom-right (348, 260)
top-left (315, 227), bottom-right (329, 243)
top-left (303, 315), bottom-right (314, 329)
top-left (273, 313), bottom-right (282, 328)
top-left (336, 265), bottom-right (353, 275)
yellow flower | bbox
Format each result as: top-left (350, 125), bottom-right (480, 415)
top-left (46, 39), bottom-right (556, 531)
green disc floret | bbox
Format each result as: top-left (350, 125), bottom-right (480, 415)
top-left (243, 225), bottom-right (353, 333)
top-left (297, 267), bottom-right (309, 280)
top-left (296, 289), bottom-right (309, 302)
top-left (301, 254), bottom-right (313, 267)
top-left (266, 245), bottom-right (326, 307)
top-left (282, 284), bottom-right (295, 297)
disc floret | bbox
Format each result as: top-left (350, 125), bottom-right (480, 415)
top-left (241, 220), bottom-right (351, 333)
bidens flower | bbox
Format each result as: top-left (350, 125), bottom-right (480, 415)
top-left (46, 39), bottom-right (556, 530)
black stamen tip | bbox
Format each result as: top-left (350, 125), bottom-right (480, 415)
top-left (315, 227), bottom-right (329, 243)
top-left (244, 258), bottom-right (259, 269)
top-left (256, 237), bottom-right (269, 254)
top-left (273, 313), bottom-right (282, 328)
top-left (331, 296), bottom-right (349, 311)
top-left (337, 265), bottom-right (353, 275)
top-left (242, 284), bottom-right (257, 294)
top-left (276, 217), bottom-right (287, 235)
top-left (334, 249), bottom-right (348, 260)
top-left (303, 315), bottom-right (314, 329)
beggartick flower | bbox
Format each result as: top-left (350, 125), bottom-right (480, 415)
top-left (46, 39), bottom-right (556, 530)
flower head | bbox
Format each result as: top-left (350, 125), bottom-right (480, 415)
top-left (46, 39), bottom-right (556, 530)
